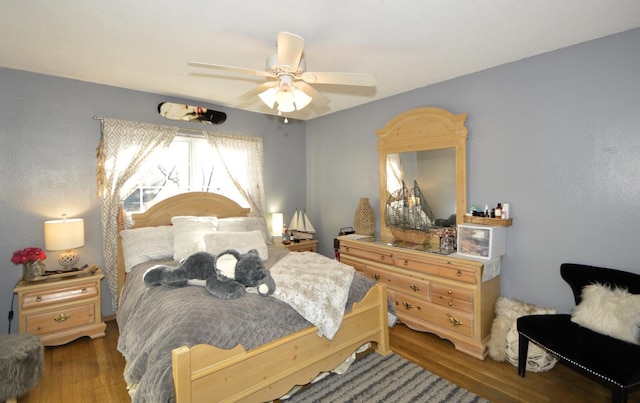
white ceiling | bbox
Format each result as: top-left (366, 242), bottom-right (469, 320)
top-left (2, 1), bottom-right (640, 121)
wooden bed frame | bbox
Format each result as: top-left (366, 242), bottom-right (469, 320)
top-left (116, 192), bottom-right (391, 403)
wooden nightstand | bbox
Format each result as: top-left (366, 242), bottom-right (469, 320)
top-left (281, 239), bottom-right (319, 253)
top-left (13, 267), bottom-right (107, 346)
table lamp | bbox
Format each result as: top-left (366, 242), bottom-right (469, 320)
top-left (44, 215), bottom-right (85, 270)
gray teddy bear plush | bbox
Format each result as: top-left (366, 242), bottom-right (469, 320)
top-left (143, 249), bottom-right (276, 299)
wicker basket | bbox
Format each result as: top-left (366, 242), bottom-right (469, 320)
top-left (389, 227), bottom-right (433, 244)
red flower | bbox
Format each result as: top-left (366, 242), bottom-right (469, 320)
top-left (11, 247), bottom-right (46, 265)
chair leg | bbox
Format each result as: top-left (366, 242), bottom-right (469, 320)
top-left (518, 334), bottom-right (529, 377)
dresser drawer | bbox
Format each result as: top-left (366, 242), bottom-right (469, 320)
top-left (339, 255), bottom-right (366, 275)
top-left (388, 271), bottom-right (429, 299)
top-left (340, 244), bottom-right (394, 265)
top-left (26, 303), bottom-right (97, 335)
top-left (394, 254), bottom-right (477, 285)
top-left (22, 282), bottom-right (98, 309)
top-left (431, 283), bottom-right (474, 313)
top-left (395, 293), bottom-right (473, 337)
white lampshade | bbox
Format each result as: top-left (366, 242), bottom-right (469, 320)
top-left (44, 216), bottom-right (85, 270)
top-left (271, 213), bottom-right (283, 236)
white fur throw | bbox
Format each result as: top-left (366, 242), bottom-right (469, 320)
top-left (488, 296), bottom-right (558, 372)
top-left (270, 252), bottom-right (355, 340)
top-left (571, 283), bottom-right (640, 344)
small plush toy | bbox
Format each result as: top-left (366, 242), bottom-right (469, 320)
top-left (143, 249), bottom-right (276, 299)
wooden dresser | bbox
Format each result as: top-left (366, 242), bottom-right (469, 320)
top-left (13, 268), bottom-right (107, 346)
top-left (339, 236), bottom-right (499, 359)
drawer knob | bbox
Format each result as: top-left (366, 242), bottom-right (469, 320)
top-left (372, 273), bottom-right (381, 281)
top-left (447, 289), bottom-right (453, 295)
top-left (403, 259), bottom-right (409, 266)
top-left (36, 296), bottom-right (43, 302)
top-left (402, 302), bottom-right (413, 310)
top-left (54, 313), bottom-right (70, 323)
top-left (81, 287), bottom-right (88, 294)
top-left (448, 302), bottom-right (453, 307)
top-left (456, 270), bottom-right (462, 277)
top-left (345, 246), bottom-right (350, 252)
top-left (447, 314), bottom-right (462, 327)
top-left (409, 284), bottom-right (421, 292)
top-left (379, 255), bottom-right (386, 261)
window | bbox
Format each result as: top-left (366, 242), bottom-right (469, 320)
top-left (123, 135), bottom-right (249, 212)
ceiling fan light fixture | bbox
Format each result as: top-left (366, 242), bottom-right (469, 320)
top-left (258, 87), bottom-right (278, 109)
top-left (293, 87), bottom-right (312, 110)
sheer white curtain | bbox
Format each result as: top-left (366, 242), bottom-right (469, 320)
top-left (96, 118), bottom-right (178, 311)
top-left (96, 120), bottom-right (266, 311)
top-left (204, 131), bottom-right (266, 217)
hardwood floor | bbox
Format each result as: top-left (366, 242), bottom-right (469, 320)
top-left (19, 320), bottom-right (640, 402)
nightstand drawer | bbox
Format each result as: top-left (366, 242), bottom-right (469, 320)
top-left (26, 303), bottom-right (97, 335)
top-left (22, 282), bottom-right (98, 309)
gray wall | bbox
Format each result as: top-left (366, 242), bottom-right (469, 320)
top-left (0, 68), bottom-right (306, 322)
top-left (307, 28), bottom-right (640, 314)
top-left (1, 28), bottom-right (638, 329)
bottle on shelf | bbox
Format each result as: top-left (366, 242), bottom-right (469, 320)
top-left (495, 203), bottom-right (503, 219)
top-left (484, 205), bottom-right (490, 218)
top-left (282, 225), bottom-right (291, 244)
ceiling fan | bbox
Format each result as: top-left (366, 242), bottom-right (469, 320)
top-left (189, 32), bottom-right (376, 114)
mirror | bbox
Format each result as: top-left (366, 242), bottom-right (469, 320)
top-left (377, 107), bottom-right (468, 242)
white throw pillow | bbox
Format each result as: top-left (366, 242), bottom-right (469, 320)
top-left (120, 226), bottom-right (174, 273)
top-left (571, 283), bottom-right (640, 344)
top-left (217, 217), bottom-right (249, 232)
top-left (171, 216), bottom-right (218, 261)
top-left (204, 230), bottom-right (268, 260)
top-left (217, 216), bottom-right (271, 244)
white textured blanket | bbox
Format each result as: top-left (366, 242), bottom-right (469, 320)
top-left (270, 252), bottom-right (355, 340)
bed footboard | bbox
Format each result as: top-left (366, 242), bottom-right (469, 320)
top-left (172, 283), bottom-right (390, 403)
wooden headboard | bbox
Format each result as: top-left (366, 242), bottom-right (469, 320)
top-left (116, 192), bottom-right (251, 300)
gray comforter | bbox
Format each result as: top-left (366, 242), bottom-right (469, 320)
top-left (116, 247), bottom-right (386, 402)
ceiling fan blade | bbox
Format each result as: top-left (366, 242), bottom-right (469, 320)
top-left (301, 71), bottom-right (376, 87)
top-left (188, 62), bottom-right (273, 78)
top-left (277, 32), bottom-right (304, 72)
top-left (295, 82), bottom-right (330, 107)
top-left (237, 81), bottom-right (278, 101)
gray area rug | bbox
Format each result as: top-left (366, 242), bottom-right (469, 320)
top-left (287, 352), bottom-right (489, 403)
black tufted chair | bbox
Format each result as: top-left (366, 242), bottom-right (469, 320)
top-left (517, 263), bottom-right (640, 403)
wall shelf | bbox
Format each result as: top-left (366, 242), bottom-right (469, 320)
top-left (463, 216), bottom-right (513, 227)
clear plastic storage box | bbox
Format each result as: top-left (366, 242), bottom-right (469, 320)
top-left (457, 224), bottom-right (506, 259)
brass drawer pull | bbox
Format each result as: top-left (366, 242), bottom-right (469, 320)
top-left (410, 284), bottom-right (421, 292)
top-left (81, 287), bottom-right (88, 294)
top-left (403, 259), bottom-right (409, 266)
top-left (54, 313), bottom-right (70, 323)
top-left (456, 270), bottom-right (462, 277)
top-left (372, 273), bottom-right (381, 281)
top-left (345, 246), bottom-right (350, 252)
top-left (448, 302), bottom-right (453, 307)
top-left (402, 302), bottom-right (413, 310)
top-left (447, 314), bottom-right (462, 327)
top-left (36, 296), bottom-right (43, 302)
top-left (447, 290), bottom-right (453, 295)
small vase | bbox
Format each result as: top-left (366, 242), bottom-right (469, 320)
top-left (22, 260), bottom-right (45, 281)
top-left (354, 197), bottom-right (376, 236)
top-left (440, 235), bottom-right (455, 251)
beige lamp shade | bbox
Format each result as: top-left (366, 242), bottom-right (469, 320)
top-left (271, 213), bottom-right (283, 236)
top-left (44, 218), bottom-right (85, 251)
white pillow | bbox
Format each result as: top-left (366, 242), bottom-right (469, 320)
top-left (217, 217), bottom-right (249, 232)
top-left (171, 216), bottom-right (219, 261)
top-left (120, 226), bottom-right (173, 273)
top-left (204, 230), bottom-right (268, 260)
top-left (571, 283), bottom-right (640, 344)
top-left (218, 216), bottom-right (271, 244)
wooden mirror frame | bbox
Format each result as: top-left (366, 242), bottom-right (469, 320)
top-left (376, 107), bottom-right (468, 240)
